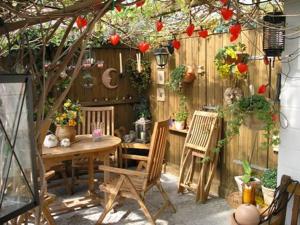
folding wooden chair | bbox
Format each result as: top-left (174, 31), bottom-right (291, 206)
top-left (178, 110), bottom-right (220, 202)
top-left (96, 120), bottom-right (176, 225)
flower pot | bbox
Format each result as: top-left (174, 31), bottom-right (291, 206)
top-left (243, 113), bottom-right (265, 130)
top-left (174, 121), bottom-right (185, 130)
top-left (182, 65), bottom-right (196, 83)
top-left (234, 176), bottom-right (261, 193)
top-left (242, 183), bottom-right (256, 205)
top-left (55, 125), bottom-right (76, 142)
top-left (262, 185), bottom-right (275, 205)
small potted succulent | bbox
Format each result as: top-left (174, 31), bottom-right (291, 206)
top-left (261, 168), bottom-right (277, 205)
top-left (174, 96), bottom-right (188, 130)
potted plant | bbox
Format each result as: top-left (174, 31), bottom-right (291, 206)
top-left (174, 96), bottom-right (188, 130)
top-left (167, 65), bottom-right (186, 93)
top-left (261, 168), bottom-right (277, 205)
top-left (235, 160), bottom-right (260, 193)
top-left (55, 99), bottom-right (81, 142)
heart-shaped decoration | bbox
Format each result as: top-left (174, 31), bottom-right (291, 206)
top-left (115, 5), bottom-right (122, 12)
top-left (76, 16), bottom-right (87, 29)
top-left (136, 0), bottom-right (145, 7)
top-left (220, 0), bottom-right (229, 5)
top-left (230, 34), bottom-right (239, 42)
top-left (229, 23), bottom-right (241, 36)
top-left (172, 39), bottom-right (181, 50)
top-left (156, 20), bottom-right (164, 32)
top-left (258, 84), bottom-right (267, 94)
top-left (138, 42), bottom-right (150, 53)
top-left (220, 8), bottom-right (233, 20)
top-left (198, 29), bottom-right (208, 38)
top-left (110, 34), bottom-right (120, 46)
top-left (264, 55), bottom-right (269, 65)
top-left (186, 23), bottom-right (195, 36)
top-left (237, 63), bottom-right (248, 73)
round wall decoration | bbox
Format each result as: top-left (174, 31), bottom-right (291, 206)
top-left (102, 68), bottom-right (118, 89)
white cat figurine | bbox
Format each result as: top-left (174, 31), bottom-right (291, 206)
top-left (43, 134), bottom-right (58, 148)
top-left (60, 138), bottom-right (71, 147)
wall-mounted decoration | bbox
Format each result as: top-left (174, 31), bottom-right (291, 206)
top-left (157, 70), bottom-right (165, 85)
top-left (157, 88), bottom-right (165, 102)
top-left (102, 68), bottom-right (118, 89)
top-left (0, 74), bottom-right (39, 223)
top-left (81, 71), bottom-right (95, 89)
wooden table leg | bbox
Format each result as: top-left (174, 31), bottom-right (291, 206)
top-left (103, 152), bottom-right (111, 204)
top-left (88, 154), bottom-right (95, 193)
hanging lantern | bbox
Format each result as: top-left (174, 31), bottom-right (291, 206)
top-left (263, 12), bottom-right (286, 57)
top-left (154, 45), bottom-right (169, 68)
top-left (0, 74), bottom-right (39, 223)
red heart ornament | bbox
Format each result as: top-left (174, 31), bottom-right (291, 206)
top-left (258, 84), bottom-right (267, 94)
top-left (110, 34), bottom-right (120, 46)
top-left (229, 23), bottom-right (241, 36)
top-left (221, 8), bottom-right (233, 20)
top-left (76, 16), bottom-right (87, 29)
top-left (138, 42), bottom-right (150, 53)
top-left (198, 29), bottom-right (208, 38)
top-left (220, 0), bottom-right (229, 5)
top-left (264, 55), bottom-right (269, 65)
top-left (156, 20), bottom-right (164, 32)
top-left (230, 34), bottom-right (239, 42)
top-left (237, 63), bottom-right (248, 73)
top-left (115, 5), bottom-right (122, 12)
top-left (186, 23), bottom-right (195, 36)
top-left (136, 0), bottom-right (145, 7)
top-left (172, 39), bottom-right (181, 50)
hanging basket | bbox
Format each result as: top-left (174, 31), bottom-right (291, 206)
top-left (243, 113), bottom-right (265, 130)
top-left (182, 65), bottom-right (196, 83)
top-left (225, 53), bottom-right (249, 65)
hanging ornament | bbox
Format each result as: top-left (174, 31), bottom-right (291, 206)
top-left (198, 28), bottom-right (208, 39)
top-left (237, 63), bottom-right (248, 73)
top-left (110, 34), bottom-right (120, 46)
top-left (172, 39), bottom-right (181, 50)
top-left (220, 0), bottom-right (229, 5)
top-left (156, 18), bottom-right (164, 32)
top-left (220, 8), bottom-right (233, 20)
top-left (229, 23), bottom-right (241, 37)
top-left (258, 84), bottom-right (267, 94)
top-left (115, 5), bottom-right (122, 12)
top-left (230, 34), bottom-right (239, 42)
top-left (76, 16), bottom-right (87, 29)
top-left (264, 55), bottom-right (269, 65)
top-left (138, 41), bottom-right (150, 53)
top-left (136, 0), bottom-right (145, 7)
top-left (186, 23), bottom-right (195, 36)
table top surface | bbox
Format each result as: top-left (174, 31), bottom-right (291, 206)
top-left (42, 135), bottom-right (121, 159)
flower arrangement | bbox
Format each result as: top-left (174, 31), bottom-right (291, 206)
top-left (214, 42), bottom-right (249, 80)
top-left (55, 99), bottom-right (81, 127)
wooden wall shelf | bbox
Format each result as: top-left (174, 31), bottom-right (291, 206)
top-left (80, 99), bottom-right (139, 107)
top-left (169, 127), bottom-right (188, 135)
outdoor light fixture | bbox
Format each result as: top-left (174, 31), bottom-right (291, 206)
top-left (134, 117), bottom-right (151, 143)
top-left (0, 74), bottom-right (39, 223)
top-left (154, 45), bottom-right (169, 68)
top-left (263, 12), bottom-right (286, 57)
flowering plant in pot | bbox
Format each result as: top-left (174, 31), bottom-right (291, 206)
top-left (261, 168), bottom-right (277, 205)
top-left (174, 96), bottom-right (188, 130)
top-left (55, 99), bottom-right (81, 141)
top-left (167, 65), bottom-right (196, 93)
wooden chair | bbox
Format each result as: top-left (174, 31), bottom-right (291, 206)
top-left (96, 120), bottom-right (176, 225)
top-left (178, 110), bottom-right (220, 202)
top-left (71, 106), bottom-right (115, 191)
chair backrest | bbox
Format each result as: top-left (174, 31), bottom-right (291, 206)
top-left (78, 106), bottom-right (114, 136)
top-left (144, 120), bottom-right (169, 187)
top-left (184, 111), bottom-right (219, 153)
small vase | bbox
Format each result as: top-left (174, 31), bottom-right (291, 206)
top-left (242, 183), bottom-right (256, 205)
top-left (174, 121), bottom-right (185, 130)
top-left (55, 125), bottom-right (76, 142)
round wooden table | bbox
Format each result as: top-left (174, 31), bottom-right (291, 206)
top-left (42, 135), bottom-right (121, 192)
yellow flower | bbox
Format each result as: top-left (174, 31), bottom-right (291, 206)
top-left (64, 101), bottom-right (72, 108)
top-left (225, 48), bottom-right (237, 59)
top-left (68, 119), bottom-right (76, 126)
top-left (62, 113), bottom-right (67, 119)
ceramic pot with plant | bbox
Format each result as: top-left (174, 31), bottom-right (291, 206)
top-left (174, 96), bottom-right (188, 130)
top-left (261, 168), bottom-right (277, 205)
top-left (183, 65), bottom-right (196, 83)
top-left (55, 99), bottom-right (81, 142)
top-left (167, 65), bottom-right (186, 93)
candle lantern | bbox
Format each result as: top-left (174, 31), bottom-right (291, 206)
top-left (134, 117), bottom-right (151, 143)
top-left (263, 12), bottom-right (286, 57)
top-left (0, 74), bottom-right (39, 223)
top-left (154, 45), bottom-right (169, 68)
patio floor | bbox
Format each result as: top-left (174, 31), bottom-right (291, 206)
top-left (53, 173), bottom-right (233, 225)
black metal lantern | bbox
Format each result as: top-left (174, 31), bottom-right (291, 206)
top-left (0, 74), bottom-right (39, 223)
top-left (263, 12), bottom-right (286, 57)
top-left (154, 45), bottom-right (169, 68)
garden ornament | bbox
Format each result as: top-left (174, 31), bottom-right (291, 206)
top-left (224, 87), bottom-right (243, 106)
top-left (43, 134), bottom-right (59, 148)
top-left (102, 68), bottom-right (118, 89)
top-left (60, 138), bottom-right (71, 147)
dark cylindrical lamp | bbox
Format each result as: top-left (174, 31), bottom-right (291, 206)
top-left (263, 12), bottom-right (286, 57)
top-left (154, 45), bottom-right (169, 68)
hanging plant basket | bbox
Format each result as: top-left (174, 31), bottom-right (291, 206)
top-left (182, 65), bottom-right (196, 83)
top-left (243, 113), bottom-right (265, 130)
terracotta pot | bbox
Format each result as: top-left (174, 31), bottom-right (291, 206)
top-left (182, 65), bottom-right (196, 83)
top-left (174, 121), bottom-right (185, 130)
top-left (262, 185), bottom-right (275, 206)
top-left (243, 113), bottom-right (265, 130)
top-left (242, 183), bottom-right (256, 205)
top-left (55, 125), bottom-right (76, 142)
top-left (231, 204), bottom-right (260, 225)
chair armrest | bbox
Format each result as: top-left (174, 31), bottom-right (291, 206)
top-left (99, 165), bottom-right (148, 178)
top-left (122, 154), bottom-right (148, 161)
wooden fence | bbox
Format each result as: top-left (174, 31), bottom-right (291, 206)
top-left (149, 29), bottom-right (280, 196)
